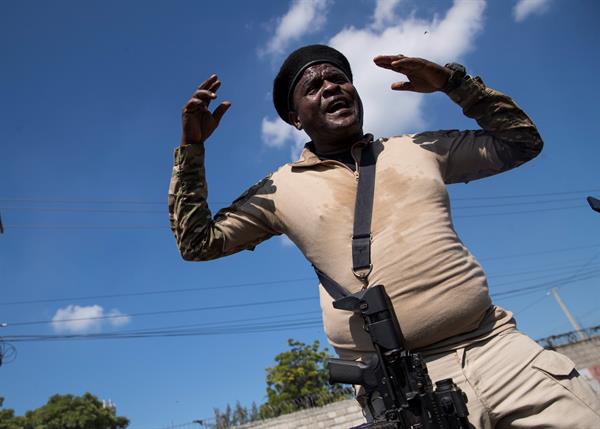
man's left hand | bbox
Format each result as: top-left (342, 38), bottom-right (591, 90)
top-left (373, 55), bottom-right (451, 93)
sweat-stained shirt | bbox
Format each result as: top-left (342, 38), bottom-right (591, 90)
top-left (168, 74), bottom-right (543, 358)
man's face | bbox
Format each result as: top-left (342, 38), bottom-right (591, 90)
top-left (289, 63), bottom-right (363, 150)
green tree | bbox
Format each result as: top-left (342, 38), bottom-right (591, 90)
top-left (259, 339), bottom-right (351, 419)
top-left (0, 393), bottom-right (129, 429)
top-left (0, 396), bottom-right (26, 429)
top-left (208, 339), bottom-right (352, 427)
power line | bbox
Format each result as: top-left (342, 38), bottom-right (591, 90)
top-left (3, 188), bottom-right (599, 205)
top-left (0, 206), bottom-right (165, 214)
top-left (5, 296), bottom-right (318, 328)
top-left (491, 266), bottom-right (600, 288)
top-left (4, 224), bottom-right (168, 229)
top-left (512, 293), bottom-right (550, 315)
top-left (0, 196), bottom-right (589, 214)
top-left (4, 318), bottom-right (324, 343)
top-left (0, 277), bottom-right (314, 306)
top-left (491, 269), bottom-right (600, 300)
top-left (3, 256), bottom-right (599, 308)
top-left (479, 243), bottom-right (600, 261)
top-left (487, 261), bottom-right (600, 279)
top-left (3, 255), bottom-right (600, 310)
top-left (451, 188), bottom-right (600, 201)
top-left (452, 197), bottom-right (584, 209)
top-left (6, 268), bottom-right (599, 330)
top-left (1, 204), bottom-right (586, 230)
top-left (0, 198), bottom-right (229, 206)
top-left (453, 204), bottom-right (583, 218)
top-left (3, 310), bottom-right (322, 342)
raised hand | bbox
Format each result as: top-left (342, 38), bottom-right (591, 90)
top-left (373, 55), bottom-right (451, 93)
top-left (181, 74), bottom-right (231, 146)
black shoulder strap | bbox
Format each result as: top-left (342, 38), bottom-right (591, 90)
top-left (314, 266), bottom-right (349, 300)
top-left (314, 141), bottom-right (377, 299)
top-left (352, 142), bottom-right (376, 282)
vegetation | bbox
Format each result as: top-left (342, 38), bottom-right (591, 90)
top-left (209, 339), bottom-right (352, 428)
top-left (0, 393), bottom-right (129, 429)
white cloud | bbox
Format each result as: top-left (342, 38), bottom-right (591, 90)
top-left (261, 116), bottom-right (295, 148)
top-left (372, 0), bottom-right (403, 28)
top-left (330, 0), bottom-right (485, 139)
top-left (261, 116), bottom-right (309, 159)
top-left (513, 0), bottom-right (551, 22)
top-left (263, 0), bottom-right (330, 56)
top-left (51, 304), bottom-right (131, 334)
top-left (106, 308), bottom-right (131, 327)
top-left (260, 0), bottom-right (486, 157)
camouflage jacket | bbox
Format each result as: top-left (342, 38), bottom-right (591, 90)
top-left (168, 75), bottom-right (543, 354)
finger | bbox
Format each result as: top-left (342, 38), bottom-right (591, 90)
top-left (391, 81), bottom-right (415, 91)
top-left (197, 74), bottom-right (218, 91)
top-left (212, 101), bottom-right (232, 124)
top-left (373, 55), bottom-right (405, 69)
top-left (191, 89), bottom-right (217, 102)
top-left (208, 80), bottom-right (222, 94)
top-left (391, 58), bottom-right (421, 71)
top-left (183, 99), bottom-right (210, 114)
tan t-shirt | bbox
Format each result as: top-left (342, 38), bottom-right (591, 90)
top-left (168, 75), bottom-right (543, 356)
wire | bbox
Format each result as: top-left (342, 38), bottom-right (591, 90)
top-left (512, 293), bottom-right (550, 315)
top-left (3, 255), bottom-right (600, 313)
top-left (491, 266), bottom-right (600, 288)
top-left (0, 196), bottom-right (588, 214)
top-left (453, 204), bottom-right (583, 218)
top-left (6, 267), bottom-right (598, 330)
top-left (5, 296), bottom-right (319, 327)
top-left (3, 257), bottom-right (599, 309)
top-left (452, 197), bottom-right (585, 209)
top-left (2, 202), bottom-right (590, 230)
top-left (491, 269), bottom-right (600, 300)
top-left (479, 243), bottom-right (600, 261)
top-left (0, 206), bottom-right (165, 214)
top-left (3, 188), bottom-right (599, 205)
top-left (451, 188), bottom-right (600, 201)
top-left (4, 224), bottom-right (168, 229)
top-left (3, 310), bottom-right (322, 341)
top-left (0, 277), bottom-right (314, 306)
top-left (4, 318), bottom-right (324, 343)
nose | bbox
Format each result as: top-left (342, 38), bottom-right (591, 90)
top-left (322, 79), bottom-right (341, 98)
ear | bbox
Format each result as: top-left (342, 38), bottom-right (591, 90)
top-left (288, 111), bottom-right (302, 130)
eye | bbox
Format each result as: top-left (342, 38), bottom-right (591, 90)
top-left (306, 85), bottom-right (318, 95)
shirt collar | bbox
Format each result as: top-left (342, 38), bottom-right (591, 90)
top-left (290, 134), bottom-right (374, 169)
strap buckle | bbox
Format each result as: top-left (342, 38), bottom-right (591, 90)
top-left (353, 264), bottom-right (372, 285)
top-left (352, 233), bottom-right (372, 284)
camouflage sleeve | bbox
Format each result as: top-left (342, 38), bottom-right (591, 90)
top-left (433, 75), bottom-right (544, 184)
top-left (168, 143), bottom-right (280, 261)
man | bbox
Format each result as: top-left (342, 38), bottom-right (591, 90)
top-left (169, 45), bottom-right (600, 427)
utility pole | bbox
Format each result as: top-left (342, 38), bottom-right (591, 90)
top-left (550, 288), bottom-right (588, 341)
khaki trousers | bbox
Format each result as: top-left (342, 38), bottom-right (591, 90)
top-left (421, 329), bottom-right (600, 428)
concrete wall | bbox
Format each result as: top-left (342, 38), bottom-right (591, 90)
top-left (554, 335), bottom-right (600, 369)
top-left (553, 335), bottom-right (600, 395)
top-left (236, 399), bottom-right (365, 429)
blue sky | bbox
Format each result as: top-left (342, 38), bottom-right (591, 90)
top-left (1, 0), bottom-right (600, 427)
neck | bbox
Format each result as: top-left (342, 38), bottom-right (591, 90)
top-left (312, 131), bottom-right (366, 155)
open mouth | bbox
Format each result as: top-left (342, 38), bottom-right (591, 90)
top-left (326, 98), bottom-right (351, 114)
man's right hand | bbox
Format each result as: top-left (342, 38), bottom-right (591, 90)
top-left (181, 74), bottom-right (231, 146)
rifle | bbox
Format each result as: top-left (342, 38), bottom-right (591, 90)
top-left (327, 285), bottom-right (471, 429)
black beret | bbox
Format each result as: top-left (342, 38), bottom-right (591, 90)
top-left (273, 44), bottom-right (353, 124)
